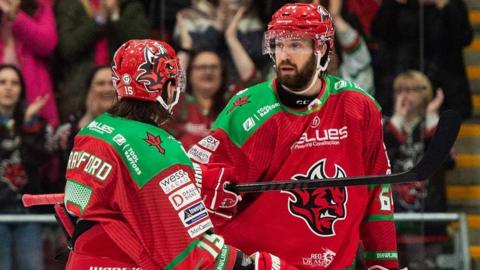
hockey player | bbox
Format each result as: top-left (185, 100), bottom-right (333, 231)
top-left (189, 3), bottom-right (400, 270)
top-left (63, 39), bottom-right (296, 270)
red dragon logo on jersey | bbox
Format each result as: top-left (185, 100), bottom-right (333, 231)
top-left (137, 44), bottom-right (172, 92)
top-left (286, 159), bottom-right (348, 236)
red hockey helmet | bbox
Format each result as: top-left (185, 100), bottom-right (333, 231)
top-left (112, 39), bottom-right (185, 112)
top-left (263, 3), bottom-right (335, 56)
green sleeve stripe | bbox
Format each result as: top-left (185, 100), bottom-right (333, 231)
top-left (364, 251), bottom-right (398, 261)
top-left (64, 179), bottom-right (93, 213)
top-left (165, 239), bottom-right (200, 270)
top-left (215, 246), bottom-right (231, 270)
top-left (365, 214), bottom-right (394, 222)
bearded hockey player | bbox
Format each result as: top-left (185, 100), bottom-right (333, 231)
top-left (189, 3), bottom-right (400, 269)
top-left (62, 39), bottom-right (296, 270)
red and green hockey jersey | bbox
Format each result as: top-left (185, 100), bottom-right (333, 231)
top-left (64, 113), bottom-right (218, 269)
top-left (189, 75), bottom-right (399, 269)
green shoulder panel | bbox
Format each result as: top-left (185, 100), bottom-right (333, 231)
top-left (325, 75), bottom-right (381, 110)
top-left (212, 80), bottom-right (282, 147)
top-left (78, 114), bottom-right (192, 188)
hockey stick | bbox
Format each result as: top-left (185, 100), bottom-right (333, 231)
top-left (22, 193), bottom-right (64, 207)
top-left (226, 110), bottom-right (461, 193)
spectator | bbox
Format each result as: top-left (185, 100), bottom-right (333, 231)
top-left (0, 64), bottom-right (51, 270)
top-left (168, 49), bottom-right (228, 150)
top-left (174, 0), bottom-right (266, 90)
top-left (371, 0), bottom-right (473, 119)
top-left (383, 70), bottom-right (452, 269)
top-left (325, 0), bottom-right (375, 95)
top-left (54, 0), bottom-right (150, 122)
top-left (0, 0), bottom-right (59, 127)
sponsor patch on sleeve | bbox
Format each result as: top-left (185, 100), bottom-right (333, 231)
top-left (168, 184), bottom-right (201, 210)
top-left (187, 218), bottom-right (213, 238)
top-left (178, 202), bottom-right (209, 227)
top-left (188, 145), bottom-right (212, 164)
top-left (198, 135), bottom-right (220, 152)
top-left (159, 169), bottom-right (190, 194)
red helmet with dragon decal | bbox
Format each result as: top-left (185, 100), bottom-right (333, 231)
top-left (263, 3), bottom-right (335, 71)
top-left (111, 39), bottom-right (185, 112)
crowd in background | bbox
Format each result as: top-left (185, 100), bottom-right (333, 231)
top-left (0, 0), bottom-right (474, 269)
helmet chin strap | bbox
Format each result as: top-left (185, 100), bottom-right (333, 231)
top-left (281, 52), bottom-right (327, 95)
top-left (156, 96), bottom-right (171, 112)
top-left (156, 82), bottom-right (181, 113)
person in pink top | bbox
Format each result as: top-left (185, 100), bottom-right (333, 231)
top-left (0, 0), bottom-right (59, 127)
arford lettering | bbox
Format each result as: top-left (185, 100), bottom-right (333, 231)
top-left (68, 151), bottom-right (112, 181)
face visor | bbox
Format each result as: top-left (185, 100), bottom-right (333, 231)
top-left (263, 30), bottom-right (331, 72)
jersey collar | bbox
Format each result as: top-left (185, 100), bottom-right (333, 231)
top-left (271, 76), bottom-right (330, 115)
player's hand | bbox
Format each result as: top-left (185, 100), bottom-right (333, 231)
top-left (426, 88), bottom-right (444, 114)
top-left (250, 251), bottom-right (299, 270)
top-left (194, 163), bottom-right (241, 218)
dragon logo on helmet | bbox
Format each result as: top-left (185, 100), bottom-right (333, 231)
top-left (286, 159), bottom-right (348, 237)
top-left (137, 44), bottom-right (170, 92)
top-left (111, 39), bottom-right (183, 112)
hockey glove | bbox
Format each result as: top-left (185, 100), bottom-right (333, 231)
top-left (250, 251), bottom-right (299, 270)
top-left (193, 163), bottom-right (241, 219)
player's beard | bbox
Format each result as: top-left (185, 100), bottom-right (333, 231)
top-left (276, 55), bottom-right (316, 91)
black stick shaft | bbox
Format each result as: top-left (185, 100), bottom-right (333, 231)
top-left (226, 110), bottom-right (461, 193)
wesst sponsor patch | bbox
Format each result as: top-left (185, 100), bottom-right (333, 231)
top-left (159, 169), bottom-right (190, 194)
